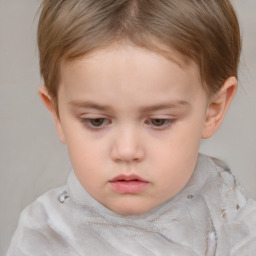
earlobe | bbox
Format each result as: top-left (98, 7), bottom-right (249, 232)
top-left (38, 86), bottom-right (66, 144)
top-left (201, 76), bottom-right (237, 139)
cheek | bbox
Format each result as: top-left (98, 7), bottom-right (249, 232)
top-left (68, 138), bottom-right (104, 169)
top-left (61, 124), bottom-right (106, 173)
top-left (174, 111), bottom-right (206, 149)
top-left (155, 124), bottom-right (202, 160)
top-left (149, 117), bottom-right (203, 180)
top-left (67, 138), bottom-right (107, 191)
top-left (156, 140), bottom-right (198, 196)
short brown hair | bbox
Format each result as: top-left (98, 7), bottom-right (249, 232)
top-left (38, 0), bottom-right (241, 109)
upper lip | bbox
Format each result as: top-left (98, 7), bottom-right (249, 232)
top-left (109, 174), bottom-right (148, 182)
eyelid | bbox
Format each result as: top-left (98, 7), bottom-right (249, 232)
top-left (145, 118), bottom-right (174, 129)
top-left (81, 118), bottom-right (111, 129)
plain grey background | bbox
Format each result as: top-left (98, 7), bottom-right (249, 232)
top-left (0, 0), bottom-right (256, 255)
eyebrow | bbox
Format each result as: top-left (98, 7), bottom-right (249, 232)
top-left (69, 101), bottom-right (112, 111)
top-left (139, 101), bottom-right (190, 112)
top-left (69, 100), bottom-right (190, 112)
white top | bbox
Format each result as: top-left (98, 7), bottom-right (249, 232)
top-left (7, 154), bottom-right (256, 255)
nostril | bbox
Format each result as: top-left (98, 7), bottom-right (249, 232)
top-left (110, 138), bottom-right (145, 163)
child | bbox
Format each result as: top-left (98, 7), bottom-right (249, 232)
top-left (7, 0), bottom-right (256, 255)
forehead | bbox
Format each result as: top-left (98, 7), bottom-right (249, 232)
top-left (58, 44), bottom-right (205, 106)
top-left (61, 43), bottom-right (199, 81)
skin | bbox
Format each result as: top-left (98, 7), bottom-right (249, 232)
top-left (39, 44), bottom-right (237, 215)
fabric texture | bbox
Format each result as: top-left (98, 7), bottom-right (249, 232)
top-left (7, 154), bottom-right (256, 255)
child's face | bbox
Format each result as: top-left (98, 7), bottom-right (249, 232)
top-left (53, 45), bottom-right (211, 215)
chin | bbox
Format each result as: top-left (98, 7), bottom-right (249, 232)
top-left (113, 208), bottom-right (149, 216)
top-left (108, 200), bottom-right (156, 216)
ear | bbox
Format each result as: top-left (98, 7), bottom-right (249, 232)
top-left (201, 76), bottom-right (237, 139)
top-left (38, 85), bottom-right (66, 143)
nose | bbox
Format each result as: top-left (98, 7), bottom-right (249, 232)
top-left (110, 126), bottom-right (145, 163)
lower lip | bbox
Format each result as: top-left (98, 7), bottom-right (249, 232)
top-left (109, 180), bottom-right (149, 194)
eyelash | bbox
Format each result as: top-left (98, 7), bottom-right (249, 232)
top-left (81, 118), bottom-right (174, 130)
top-left (145, 118), bottom-right (173, 128)
top-left (82, 118), bottom-right (110, 129)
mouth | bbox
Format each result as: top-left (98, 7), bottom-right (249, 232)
top-left (109, 174), bottom-right (149, 194)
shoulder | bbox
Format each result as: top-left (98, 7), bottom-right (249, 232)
top-left (19, 186), bottom-right (68, 228)
top-left (199, 154), bottom-right (256, 255)
top-left (7, 186), bottom-right (76, 256)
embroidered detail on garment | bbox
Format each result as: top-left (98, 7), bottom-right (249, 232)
top-left (58, 190), bottom-right (69, 204)
top-left (206, 225), bottom-right (218, 256)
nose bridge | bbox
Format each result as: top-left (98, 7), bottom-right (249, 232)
top-left (111, 124), bottom-right (144, 162)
